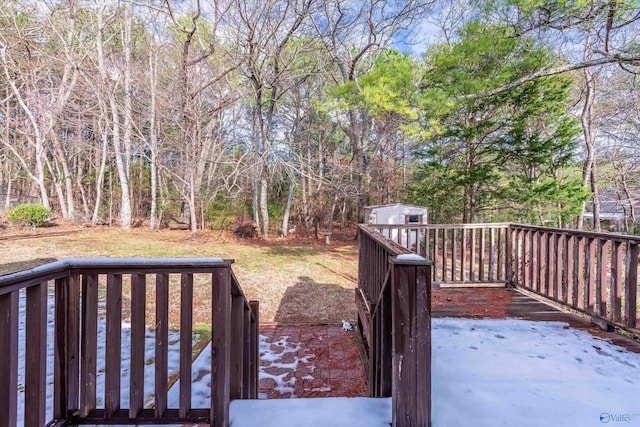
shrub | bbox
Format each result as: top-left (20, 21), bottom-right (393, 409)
top-left (233, 215), bottom-right (258, 238)
top-left (6, 204), bottom-right (51, 227)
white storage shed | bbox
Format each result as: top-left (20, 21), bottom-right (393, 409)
top-left (363, 203), bottom-right (428, 250)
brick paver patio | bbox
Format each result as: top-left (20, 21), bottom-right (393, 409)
top-left (258, 324), bottom-right (368, 399)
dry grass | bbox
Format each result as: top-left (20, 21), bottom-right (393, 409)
top-left (0, 228), bottom-right (359, 324)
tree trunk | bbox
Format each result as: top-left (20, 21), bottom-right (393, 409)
top-left (118, 0), bottom-right (134, 229)
top-left (4, 171), bottom-right (12, 211)
top-left (281, 176), bottom-right (295, 236)
top-left (50, 133), bottom-right (75, 221)
top-left (92, 126), bottom-right (108, 225)
top-left (46, 158), bottom-right (68, 219)
top-left (110, 96), bottom-right (132, 229)
top-left (95, 5), bottom-right (130, 228)
top-left (341, 199), bottom-right (348, 239)
top-left (260, 171), bottom-right (269, 237)
top-left (620, 170), bottom-right (636, 230)
top-left (189, 175), bottom-right (198, 235)
top-left (577, 34), bottom-right (599, 231)
top-left (149, 49), bottom-right (159, 229)
top-left (590, 164), bottom-right (601, 232)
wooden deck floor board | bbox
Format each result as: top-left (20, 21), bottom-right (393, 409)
top-left (432, 287), bottom-right (640, 354)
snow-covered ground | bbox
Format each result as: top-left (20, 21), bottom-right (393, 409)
top-left (14, 290), bottom-right (640, 427)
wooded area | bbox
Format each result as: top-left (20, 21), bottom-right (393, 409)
top-left (0, 0), bottom-right (639, 235)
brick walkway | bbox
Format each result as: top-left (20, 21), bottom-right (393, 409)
top-left (258, 324), bottom-right (368, 399)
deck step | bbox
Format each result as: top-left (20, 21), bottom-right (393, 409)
top-left (230, 397), bottom-right (391, 427)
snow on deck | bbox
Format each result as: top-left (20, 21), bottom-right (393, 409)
top-left (230, 397), bottom-right (392, 427)
top-left (13, 289), bottom-right (640, 427)
top-left (432, 318), bottom-right (640, 427)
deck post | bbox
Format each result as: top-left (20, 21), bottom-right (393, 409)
top-left (390, 256), bottom-right (432, 427)
top-left (212, 266), bottom-right (232, 427)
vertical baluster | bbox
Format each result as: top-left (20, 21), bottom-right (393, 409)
top-left (442, 228), bottom-right (448, 282)
top-left (479, 228), bottom-right (486, 282)
top-left (610, 241), bottom-right (623, 324)
top-left (433, 230), bottom-right (439, 283)
top-left (522, 230), bottom-right (530, 288)
top-left (242, 304), bottom-right (252, 398)
top-left (586, 238), bottom-right (596, 312)
top-left (505, 226), bottom-right (513, 284)
top-left (155, 273), bottom-right (169, 418)
top-left (542, 233), bottom-right (550, 296)
top-left (470, 228), bottom-right (476, 282)
top-left (0, 290), bottom-right (18, 427)
top-left (460, 229), bottom-right (467, 282)
top-left (179, 273), bottom-right (193, 417)
top-left (625, 243), bottom-right (638, 329)
top-left (597, 240), bottom-right (609, 318)
top-left (369, 304), bottom-right (379, 396)
top-left (425, 229), bottom-right (431, 261)
top-left (531, 231), bottom-right (538, 291)
top-left (80, 274), bottom-right (98, 418)
top-left (379, 280), bottom-right (392, 397)
top-left (452, 228), bottom-right (458, 282)
top-left (25, 282), bottom-right (47, 427)
top-left (230, 293), bottom-right (245, 399)
top-left (249, 301), bottom-right (260, 398)
top-left (105, 274), bottom-right (122, 418)
top-left (553, 233), bottom-right (561, 300)
top-left (489, 227), bottom-right (496, 281)
top-left (130, 274), bottom-right (146, 418)
top-left (564, 235), bottom-right (573, 304)
top-left (547, 233), bottom-right (560, 300)
top-left (54, 274), bottom-right (80, 419)
top-left (576, 237), bottom-right (585, 309)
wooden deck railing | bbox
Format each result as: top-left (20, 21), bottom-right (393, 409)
top-left (510, 225), bottom-right (639, 331)
top-left (0, 258), bottom-right (259, 427)
top-left (370, 223), bottom-right (511, 287)
top-left (367, 222), bottom-right (639, 332)
top-left (357, 225), bottom-right (432, 427)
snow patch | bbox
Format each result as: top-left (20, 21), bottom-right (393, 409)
top-left (396, 253), bottom-right (426, 262)
top-left (258, 334), bottom-right (316, 398)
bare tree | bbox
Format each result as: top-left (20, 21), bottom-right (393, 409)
top-left (163, 0), bottom-right (237, 235)
top-left (227, 0), bottom-right (313, 236)
top-left (0, 3), bottom-right (80, 213)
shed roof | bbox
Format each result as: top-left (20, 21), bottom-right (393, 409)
top-left (364, 203), bottom-right (428, 211)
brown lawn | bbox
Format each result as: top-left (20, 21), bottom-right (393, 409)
top-left (0, 226), bottom-right (359, 327)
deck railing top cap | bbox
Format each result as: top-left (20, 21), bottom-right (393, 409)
top-left (391, 254), bottom-right (432, 266)
top-left (0, 257), bottom-right (233, 288)
top-left (358, 224), bottom-right (412, 256)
